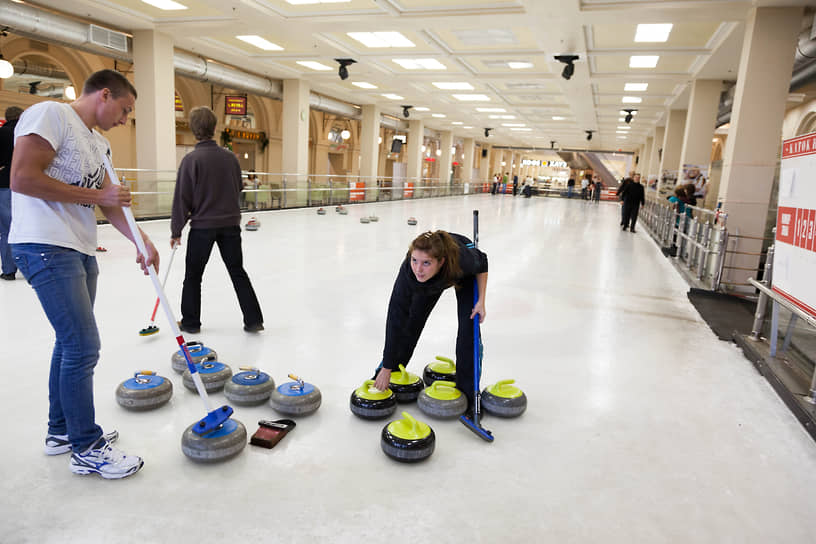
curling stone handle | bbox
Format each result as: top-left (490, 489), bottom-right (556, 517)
top-left (431, 380), bottom-right (457, 393)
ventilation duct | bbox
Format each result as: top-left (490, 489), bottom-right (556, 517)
top-left (173, 51), bottom-right (281, 99)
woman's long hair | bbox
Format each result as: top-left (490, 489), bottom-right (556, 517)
top-left (407, 230), bottom-right (462, 288)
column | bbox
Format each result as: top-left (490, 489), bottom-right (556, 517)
top-left (479, 144), bottom-right (491, 183)
top-left (438, 130), bottom-right (454, 190)
top-left (360, 104), bottom-right (380, 199)
top-left (648, 126), bottom-right (665, 187)
top-left (718, 7), bottom-right (802, 290)
top-left (641, 137), bottom-right (654, 179)
top-left (677, 79), bottom-right (722, 174)
top-left (282, 79), bottom-right (310, 206)
top-left (132, 30), bottom-right (176, 216)
top-left (462, 137), bottom-right (475, 188)
top-left (406, 119), bottom-right (424, 189)
top-left (658, 109), bottom-right (686, 195)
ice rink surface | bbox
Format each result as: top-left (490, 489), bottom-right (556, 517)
top-left (2, 194), bottom-right (816, 543)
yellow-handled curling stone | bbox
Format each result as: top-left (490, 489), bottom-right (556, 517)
top-left (389, 364), bottom-right (424, 403)
top-left (422, 355), bottom-right (456, 387)
top-left (381, 411), bottom-right (435, 463)
top-left (350, 379), bottom-right (398, 420)
top-left (481, 379), bottom-right (527, 418)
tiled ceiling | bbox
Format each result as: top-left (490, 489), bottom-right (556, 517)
top-left (18, 0), bottom-right (813, 151)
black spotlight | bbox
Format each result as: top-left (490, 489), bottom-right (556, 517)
top-left (623, 109), bottom-right (637, 124)
top-left (586, 130), bottom-right (594, 141)
top-left (554, 55), bottom-right (579, 81)
top-left (401, 105), bottom-right (413, 118)
top-left (550, 140), bottom-right (556, 150)
top-left (334, 58), bottom-right (356, 81)
top-left (484, 127), bottom-right (493, 138)
top-left (28, 81), bottom-right (42, 95)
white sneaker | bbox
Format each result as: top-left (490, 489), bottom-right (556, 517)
top-left (45, 430), bottom-right (119, 455)
top-left (69, 437), bottom-right (143, 479)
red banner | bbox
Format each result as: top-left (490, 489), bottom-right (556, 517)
top-left (404, 182), bottom-right (414, 198)
top-left (349, 181), bottom-right (365, 202)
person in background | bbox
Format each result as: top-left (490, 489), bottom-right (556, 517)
top-left (9, 69), bottom-right (157, 479)
top-left (372, 230), bottom-right (488, 414)
top-left (591, 173), bottom-right (602, 203)
top-left (580, 174), bottom-right (589, 200)
top-left (621, 174), bottom-right (645, 232)
top-left (0, 106), bottom-right (24, 280)
top-left (171, 106), bottom-right (264, 335)
top-left (567, 177), bottom-right (575, 198)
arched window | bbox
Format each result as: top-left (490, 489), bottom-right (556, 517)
top-left (795, 111), bottom-right (816, 136)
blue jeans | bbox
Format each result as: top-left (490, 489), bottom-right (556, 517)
top-left (12, 243), bottom-right (103, 451)
top-left (0, 188), bottom-right (16, 275)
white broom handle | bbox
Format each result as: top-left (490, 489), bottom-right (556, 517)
top-left (103, 159), bottom-right (213, 412)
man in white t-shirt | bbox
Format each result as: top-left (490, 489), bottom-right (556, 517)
top-left (9, 69), bottom-right (158, 480)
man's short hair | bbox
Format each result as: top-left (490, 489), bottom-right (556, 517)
top-left (189, 106), bottom-right (217, 141)
top-left (4, 106), bottom-right (24, 122)
top-left (82, 69), bottom-right (137, 99)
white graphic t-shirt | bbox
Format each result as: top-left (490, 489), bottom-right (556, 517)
top-left (9, 101), bottom-right (111, 255)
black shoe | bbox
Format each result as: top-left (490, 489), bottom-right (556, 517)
top-left (621, 226), bottom-right (628, 231)
top-left (630, 228), bottom-right (637, 233)
top-left (0, 273), bottom-right (15, 280)
top-left (243, 323), bottom-right (264, 333)
top-left (177, 322), bottom-right (200, 334)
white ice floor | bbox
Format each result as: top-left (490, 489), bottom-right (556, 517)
top-left (2, 194), bottom-right (816, 543)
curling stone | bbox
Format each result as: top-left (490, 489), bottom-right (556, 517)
top-left (115, 371), bottom-right (173, 411)
top-left (380, 411), bottom-right (435, 463)
top-left (423, 355), bottom-right (456, 386)
top-left (481, 379), bottom-right (527, 418)
top-left (389, 364), bottom-right (424, 403)
top-left (369, 215), bottom-right (379, 222)
top-left (350, 379), bottom-right (398, 420)
top-left (182, 360), bottom-right (233, 393)
top-left (360, 216), bottom-right (370, 224)
top-left (317, 207), bottom-right (326, 215)
top-left (171, 341), bottom-right (218, 374)
top-left (417, 380), bottom-right (467, 419)
top-left (224, 366), bottom-right (276, 406)
top-left (407, 217), bottom-right (417, 226)
top-left (269, 374), bottom-right (322, 416)
top-left (181, 418), bottom-right (247, 463)
top-left (338, 207), bottom-right (348, 215)
top-left (245, 217), bottom-right (260, 231)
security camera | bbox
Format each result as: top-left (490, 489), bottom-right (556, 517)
top-left (484, 127), bottom-right (493, 138)
top-left (334, 58), bottom-right (356, 81)
top-left (586, 130), bottom-right (594, 141)
top-left (401, 105), bottom-right (413, 118)
top-left (623, 109), bottom-right (637, 124)
top-left (550, 140), bottom-right (556, 149)
top-left (554, 55), bottom-right (579, 81)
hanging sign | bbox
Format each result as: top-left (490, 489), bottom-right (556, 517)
top-left (174, 92), bottom-right (183, 112)
top-left (225, 95), bottom-right (247, 116)
top-left (774, 132), bottom-right (816, 318)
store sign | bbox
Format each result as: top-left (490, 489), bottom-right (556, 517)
top-left (223, 128), bottom-right (265, 142)
top-left (546, 160), bottom-right (568, 168)
top-left (774, 133), bottom-right (816, 317)
top-left (522, 159), bottom-right (541, 166)
top-left (225, 95), bottom-right (247, 116)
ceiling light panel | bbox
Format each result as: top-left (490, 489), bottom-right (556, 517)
top-left (287, 0), bottom-right (351, 4)
top-left (141, 0), bottom-right (187, 9)
top-left (392, 58), bottom-right (446, 70)
top-left (347, 31), bottom-right (415, 48)
top-left (352, 81), bottom-right (377, 89)
top-left (453, 94), bottom-right (490, 101)
top-left (624, 83), bottom-right (648, 92)
top-left (382, 93), bottom-right (404, 100)
top-left (414, 107), bottom-right (430, 111)
top-left (432, 82), bottom-right (474, 90)
top-left (634, 24), bottom-right (673, 43)
top-left (629, 56), bottom-right (659, 68)
top-left (432, 113), bottom-right (446, 118)
top-left (477, 107), bottom-right (506, 112)
top-left (622, 96), bottom-right (643, 103)
top-left (297, 61), bottom-right (332, 70)
top-left (237, 35), bottom-right (283, 51)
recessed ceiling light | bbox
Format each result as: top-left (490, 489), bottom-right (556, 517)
top-left (141, 0), bottom-right (188, 9)
top-left (622, 96), bottom-right (642, 103)
top-left (432, 113), bottom-right (446, 118)
top-left (552, 116), bottom-right (565, 120)
top-left (414, 107), bottom-right (430, 111)
top-left (624, 83), bottom-right (648, 91)
top-left (237, 35), bottom-right (283, 51)
top-left (297, 61), bottom-right (332, 70)
top-left (617, 136), bottom-right (628, 139)
top-left (635, 24), bottom-right (673, 43)
top-left (352, 81), bottom-right (377, 89)
top-left (489, 115), bottom-right (516, 119)
top-left (511, 128), bottom-right (533, 131)
top-left (502, 123), bottom-right (525, 127)
top-left (453, 94), bottom-right (490, 101)
top-left (463, 126), bottom-right (473, 129)
top-left (347, 31), bottom-right (415, 48)
top-left (616, 130), bottom-right (629, 134)
top-left (432, 82), bottom-right (474, 90)
top-left (452, 121), bottom-right (464, 125)
top-left (392, 58), bottom-right (446, 70)
top-left (382, 93), bottom-right (404, 100)
top-left (617, 126), bottom-right (631, 130)
top-left (287, 0), bottom-right (351, 4)
top-left (618, 117), bottom-right (626, 122)
top-left (629, 56), bottom-right (659, 68)
top-left (507, 61), bottom-right (534, 69)
top-left (477, 107), bottom-right (506, 112)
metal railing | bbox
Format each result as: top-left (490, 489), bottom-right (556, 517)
top-left (640, 199), bottom-right (730, 291)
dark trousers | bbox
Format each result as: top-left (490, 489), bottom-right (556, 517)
top-left (622, 202), bottom-right (641, 230)
top-left (181, 226), bottom-right (263, 328)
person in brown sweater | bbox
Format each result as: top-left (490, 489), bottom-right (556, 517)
top-left (171, 106), bottom-right (263, 333)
